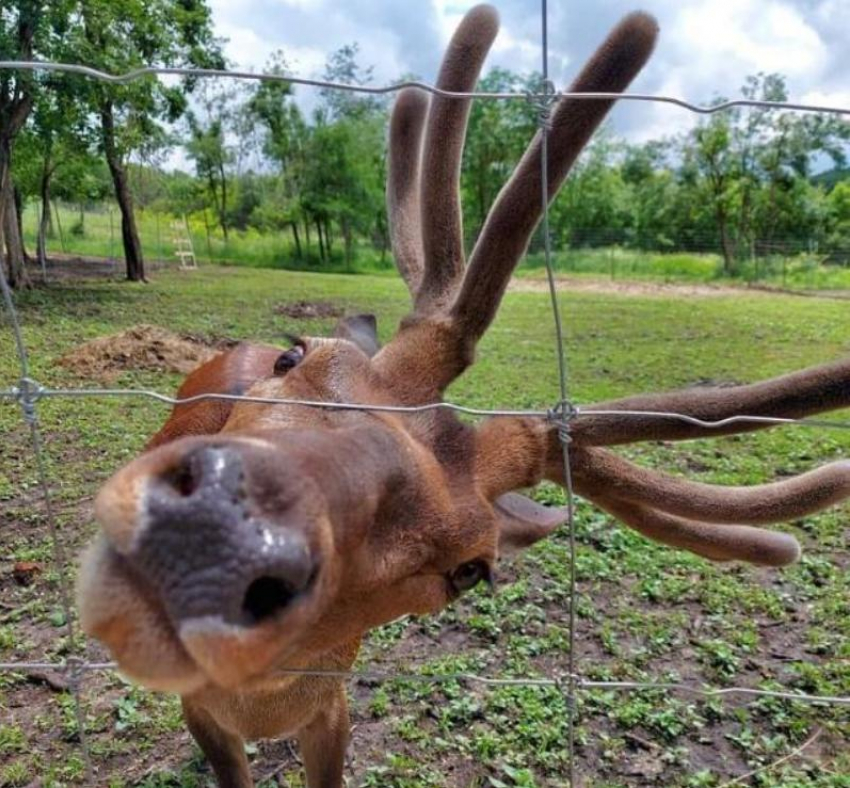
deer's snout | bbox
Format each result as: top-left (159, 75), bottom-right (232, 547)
top-left (126, 444), bottom-right (317, 628)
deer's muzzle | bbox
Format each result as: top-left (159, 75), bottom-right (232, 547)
top-left (136, 444), bottom-right (317, 627)
top-left (82, 435), bottom-right (337, 689)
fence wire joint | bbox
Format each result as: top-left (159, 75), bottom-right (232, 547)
top-left (526, 78), bottom-right (558, 130)
top-left (547, 399), bottom-right (578, 444)
top-left (15, 377), bottom-right (45, 424)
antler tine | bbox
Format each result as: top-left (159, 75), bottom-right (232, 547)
top-left (472, 418), bottom-right (808, 566)
top-left (388, 88), bottom-right (429, 295)
top-left (452, 12), bottom-right (658, 340)
top-left (573, 358), bottom-right (850, 446)
top-left (587, 492), bottom-right (801, 567)
top-left (415, 3), bottom-right (500, 312)
top-left (573, 446), bottom-right (850, 525)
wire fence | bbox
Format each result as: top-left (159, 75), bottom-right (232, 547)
top-left (2, 1), bottom-right (850, 784)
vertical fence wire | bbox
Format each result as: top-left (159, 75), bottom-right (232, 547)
top-left (537, 1), bottom-right (579, 783)
top-left (0, 261), bottom-right (95, 783)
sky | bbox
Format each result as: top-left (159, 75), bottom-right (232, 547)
top-left (206, 0), bottom-right (850, 144)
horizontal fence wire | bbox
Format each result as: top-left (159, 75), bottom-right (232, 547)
top-left (0, 660), bottom-right (847, 705)
top-left (2, 60), bottom-right (850, 116)
top-left (3, 384), bottom-right (850, 431)
top-left (2, 24), bottom-right (850, 785)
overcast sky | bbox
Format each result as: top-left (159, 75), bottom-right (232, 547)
top-left (206, 0), bottom-right (850, 143)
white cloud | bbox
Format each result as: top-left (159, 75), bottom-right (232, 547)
top-left (200, 0), bottom-right (849, 145)
top-left (671, 0), bottom-right (827, 86)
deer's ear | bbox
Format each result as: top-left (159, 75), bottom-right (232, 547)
top-left (335, 314), bottom-right (380, 357)
top-left (494, 493), bottom-right (568, 556)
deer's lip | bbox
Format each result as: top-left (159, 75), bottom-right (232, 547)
top-left (77, 537), bottom-right (204, 694)
top-left (78, 537), bottom-right (325, 691)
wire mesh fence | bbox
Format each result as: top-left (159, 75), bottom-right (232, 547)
top-left (2, 1), bottom-right (850, 785)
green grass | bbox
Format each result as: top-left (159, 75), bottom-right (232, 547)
top-left (0, 265), bottom-right (848, 786)
top-left (522, 246), bottom-right (850, 290)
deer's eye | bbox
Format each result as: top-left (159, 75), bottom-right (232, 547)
top-left (450, 560), bottom-right (491, 594)
top-left (274, 346), bottom-right (305, 376)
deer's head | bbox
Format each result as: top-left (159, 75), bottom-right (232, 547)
top-left (77, 5), bottom-right (850, 695)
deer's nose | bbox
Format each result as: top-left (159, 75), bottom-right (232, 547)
top-left (133, 445), bottom-right (317, 627)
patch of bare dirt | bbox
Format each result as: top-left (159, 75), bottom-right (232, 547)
top-left (57, 324), bottom-right (237, 382)
top-left (274, 300), bottom-right (344, 319)
top-left (25, 253), bottom-right (169, 281)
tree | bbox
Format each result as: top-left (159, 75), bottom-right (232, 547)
top-left (313, 44), bottom-right (386, 266)
top-left (684, 74), bottom-right (850, 273)
top-left (245, 52), bottom-right (309, 258)
top-left (75, 0), bottom-right (223, 281)
top-left (186, 80), bottom-right (237, 241)
top-left (14, 67), bottom-right (94, 267)
top-left (318, 43), bottom-right (383, 123)
top-left (461, 68), bottom-right (538, 240)
top-left (0, 1), bottom-right (73, 287)
top-left (550, 131), bottom-right (631, 248)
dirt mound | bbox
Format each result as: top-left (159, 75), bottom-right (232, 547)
top-left (59, 324), bottom-right (236, 382)
top-left (275, 300), bottom-right (343, 319)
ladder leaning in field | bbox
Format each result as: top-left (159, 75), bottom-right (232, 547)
top-left (171, 216), bottom-right (198, 270)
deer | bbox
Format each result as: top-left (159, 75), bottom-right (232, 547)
top-left (76, 6), bottom-right (850, 787)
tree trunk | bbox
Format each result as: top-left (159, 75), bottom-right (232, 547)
top-left (100, 101), bottom-right (145, 281)
top-left (304, 218), bottom-right (311, 252)
top-left (202, 209), bottom-right (213, 261)
top-left (1, 166), bottom-right (29, 289)
top-left (717, 210), bottom-right (735, 275)
top-left (341, 216), bottom-right (353, 271)
top-left (38, 158), bottom-right (54, 266)
top-left (14, 185), bottom-right (27, 261)
top-left (290, 221), bottom-right (302, 259)
top-left (218, 162), bottom-right (228, 242)
top-left (375, 211), bottom-right (388, 264)
top-left (315, 217), bottom-right (326, 263)
top-left (324, 219), bottom-right (333, 256)
top-left (52, 200), bottom-right (66, 253)
top-left (112, 164), bottom-right (145, 281)
top-left (0, 10), bottom-right (37, 289)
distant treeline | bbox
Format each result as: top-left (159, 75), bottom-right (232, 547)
top-left (2, 3), bottom-right (850, 289)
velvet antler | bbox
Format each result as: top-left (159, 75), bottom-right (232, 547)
top-left (379, 4), bottom-right (849, 567)
top-left (377, 8), bottom-right (658, 400)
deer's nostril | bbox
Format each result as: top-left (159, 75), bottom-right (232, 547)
top-left (157, 446), bottom-right (243, 502)
top-left (164, 462), bottom-right (200, 498)
top-left (242, 576), bottom-right (299, 623)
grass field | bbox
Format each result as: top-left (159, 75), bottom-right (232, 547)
top-left (21, 202), bottom-right (850, 289)
top-left (0, 265), bottom-right (848, 786)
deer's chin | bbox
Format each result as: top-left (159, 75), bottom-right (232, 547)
top-left (77, 536), bottom-right (329, 693)
top-left (77, 536), bottom-right (207, 694)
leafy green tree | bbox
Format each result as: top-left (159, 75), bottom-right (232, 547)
top-left (246, 52), bottom-right (309, 258)
top-left (315, 45), bottom-right (386, 266)
top-left (828, 180), bottom-right (850, 245)
top-left (75, 0), bottom-right (223, 281)
top-left (186, 80), bottom-right (237, 240)
top-left (684, 74), bottom-right (850, 272)
top-left (0, 1), bottom-right (75, 287)
top-left (14, 66), bottom-right (95, 265)
top-left (550, 132), bottom-right (630, 248)
top-left (318, 43), bottom-right (384, 123)
top-left (461, 68), bottom-right (538, 240)
top-left (620, 139), bottom-right (681, 249)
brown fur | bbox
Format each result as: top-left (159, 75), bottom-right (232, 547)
top-left (76, 7), bottom-right (850, 786)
